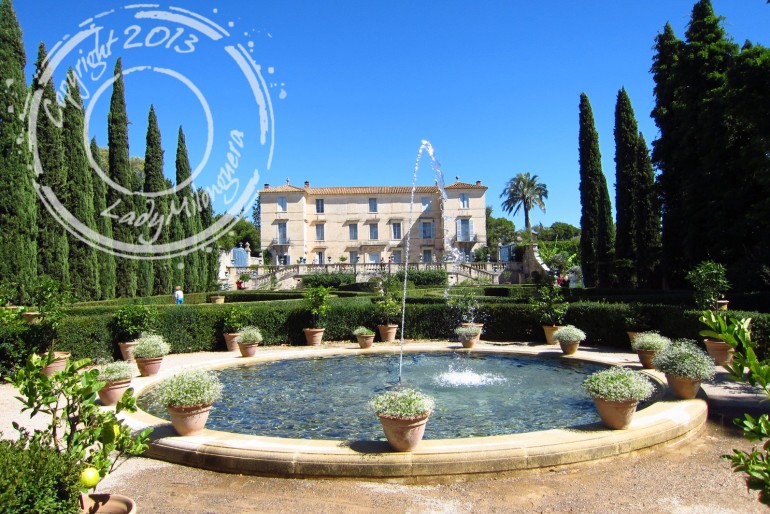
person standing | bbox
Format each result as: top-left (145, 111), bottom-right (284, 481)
top-left (173, 285), bottom-right (184, 305)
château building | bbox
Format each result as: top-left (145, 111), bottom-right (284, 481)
top-left (258, 180), bottom-right (487, 266)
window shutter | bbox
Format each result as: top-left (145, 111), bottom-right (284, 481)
top-left (469, 219), bottom-right (474, 240)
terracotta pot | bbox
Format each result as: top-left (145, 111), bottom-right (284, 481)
top-left (627, 331), bottom-right (639, 345)
top-left (209, 295), bottom-right (225, 304)
top-left (97, 379), bottom-right (132, 406)
top-left (118, 341), bottom-right (138, 362)
top-left (238, 342), bottom-right (259, 357)
top-left (21, 311), bottom-right (42, 324)
top-left (717, 300), bottom-right (729, 311)
top-left (461, 322), bottom-right (484, 331)
top-left (459, 335), bottom-right (479, 348)
top-left (42, 351), bottom-right (70, 376)
top-left (167, 403), bottom-right (213, 436)
top-left (303, 328), bottom-right (325, 345)
top-left (704, 338), bottom-right (734, 366)
top-left (356, 334), bottom-right (375, 348)
top-left (80, 492), bottom-right (137, 514)
top-left (377, 324), bottom-right (399, 342)
top-left (558, 340), bottom-right (580, 355)
top-left (223, 333), bottom-right (241, 352)
top-left (377, 414), bottom-right (429, 452)
top-left (542, 325), bottom-right (563, 345)
top-left (135, 356), bottom-right (163, 377)
top-left (635, 349), bottom-right (657, 369)
top-left (665, 374), bottom-right (702, 399)
top-left (592, 398), bottom-right (639, 430)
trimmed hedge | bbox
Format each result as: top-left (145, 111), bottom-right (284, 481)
top-left (302, 273), bottom-right (356, 288)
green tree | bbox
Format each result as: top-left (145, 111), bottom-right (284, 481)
top-left (32, 43), bottom-right (69, 287)
top-left (485, 206), bottom-right (517, 246)
top-left (499, 172), bottom-right (548, 233)
top-left (538, 222), bottom-right (580, 242)
top-left (634, 133), bottom-right (661, 288)
top-left (0, 0), bottom-right (37, 303)
top-left (199, 190), bottom-right (219, 290)
top-left (61, 69), bottom-right (100, 301)
top-left (174, 127), bottom-right (203, 292)
top-left (613, 87), bottom-right (639, 287)
top-left (107, 59), bottom-right (137, 297)
top-left (90, 138), bottom-right (116, 299)
top-left (143, 106), bottom-right (172, 296)
top-left (578, 93), bottom-right (614, 288)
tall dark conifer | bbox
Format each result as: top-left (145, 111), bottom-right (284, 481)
top-left (61, 69), bottom-right (100, 300)
top-left (0, 0), bottom-right (37, 303)
top-left (613, 88), bottom-right (639, 286)
top-left (32, 43), bottom-right (69, 286)
top-left (91, 138), bottom-right (116, 299)
top-left (107, 59), bottom-right (137, 297)
top-left (143, 106), bottom-right (172, 296)
top-left (198, 190), bottom-right (219, 291)
top-left (175, 127), bottom-right (203, 292)
top-left (634, 133), bottom-right (661, 288)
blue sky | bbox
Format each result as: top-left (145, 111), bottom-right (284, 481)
top-left (14, 1), bottom-right (770, 231)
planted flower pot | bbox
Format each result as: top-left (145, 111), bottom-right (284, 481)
top-left (98, 379), bottom-right (132, 406)
top-left (356, 334), bottom-right (375, 348)
top-left (630, 332), bottom-right (671, 370)
top-left (377, 324), bottom-right (398, 342)
top-left (665, 374), bottom-right (702, 399)
top-left (635, 350), bottom-right (657, 369)
top-left (135, 357), bottom-right (163, 377)
top-left (42, 351), bottom-right (70, 377)
top-left (80, 492), bottom-right (137, 514)
top-left (703, 338), bottom-right (734, 366)
top-left (583, 367), bottom-right (654, 430)
top-left (592, 398), bottom-right (640, 430)
top-left (370, 388), bottom-right (434, 452)
top-left (553, 326), bottom-right (586, 356)
top-left (118, 341), bottom-right (138, 362)
top-left (455, 325), bottom-right (482, 348)
top-left (303, 327), bottom-right (325, 345)
top-left (133, 334), bottom-right (171, 377)
top-left (223, 333), bottom-right (241, 352)
top-left (653, 340), bottom-right (715, 400)
top-left (542, 325), bottom-right (563, 345)
top-left (151, 369), bottom-right (223, 436)
top-left (167, 404), bottom-right (213, 436)
top-left (377, 414), bottom-right (430, 452)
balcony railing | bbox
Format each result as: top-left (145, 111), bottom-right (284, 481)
top-left (271, 237), bottom-right (291, 245)
top-left (455, 233), bottom-right (478, 243)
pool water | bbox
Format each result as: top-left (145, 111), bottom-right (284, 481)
top-left (139, 352), bottom-right (608, 440)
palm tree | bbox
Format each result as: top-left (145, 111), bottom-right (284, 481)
top-left (499, 172), bottom-right (548, 233)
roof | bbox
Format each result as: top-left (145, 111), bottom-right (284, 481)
top-left (259, 181), bottom-right (487, 195)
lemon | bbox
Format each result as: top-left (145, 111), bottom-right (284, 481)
top-left (79, 467), bottom-right (101, 488)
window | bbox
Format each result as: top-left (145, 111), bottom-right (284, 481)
top-left (391, 222), bottom-right (402, 240)
top-left (421, 197), bottom-right (430, 211)
top-left (277, 222), bottom-right (288, 244)
top-left (277, 196), bottom-right (287, 212)
top-left (315, 223), bottom-right (325, 241)
top-left (421, 221), bottom-right (434, 239)
top-left (315, 198), bottom-right (324, 214)
top-left (457, 218), bottom-right (473, 241)
top-left (460, 193), bottom-right (469, 209)
top-left (349, 250), bottom-right (359, 263)
top-left (369, 223), bottom-right (379, 240)
top-left (349, 223), bottom-right (358, 241)
top-left (368, 252), bottom-right (380, 263)
top-left (391, 250), bottom-right (402, 263)
top-left (368, 198), bottom-right (378, 213)
top-left (422, 249), bottom-right (433, 263)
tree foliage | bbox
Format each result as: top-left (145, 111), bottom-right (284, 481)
top-left (90, 139), bottom-right (116, 299)
top-left (499, 172), bottom-right (547, 233)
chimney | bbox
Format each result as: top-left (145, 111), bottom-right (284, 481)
top-left (264, 183), bottom-right (270, 189)
top-left (475, 180), bottom-right (481, 186)
top-left (304, 181), bottom-right (310, 188)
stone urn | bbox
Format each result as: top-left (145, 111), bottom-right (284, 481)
top-left (97, 379), bottom-right (132, 406)
top-left (223, 333), bottom-right (241, 352)
top-left (42, 351), bottom-right (70, 377)
top-left (377, 324), bottom-right (398, 343)
top-left (135, 356), bottom-right (163, 377)
top-left (303, 328), bottom-right (325, 346)
top-left (592, 398), bottom-right (639, 430)
top-left (80, 492), bottom-right (137, 514)
top-left (665, 374), bottom-right (702, 399)
top-left (703, 338), bottom-right (734, 366)
top-left (167, 404), bottom-right (213, 436)
top-left (377, 414), bottom-right (429, 452)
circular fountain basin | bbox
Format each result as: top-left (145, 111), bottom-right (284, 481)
top-left (124, 343), bottom-right (708, 478)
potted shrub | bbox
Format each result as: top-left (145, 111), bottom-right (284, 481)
top-left (449, 290), bottom-right (483, 329)
top-left (96, 361), bottom-right (135, 406)
top-left (685, 260), bottom-right (731, 311)
top-left (552, 325), bottom-right (586, 355)
top-left (375, 296), bottom-right (402, 343)
top-left (114, 303), bottom-right (159, 362)
top-left (209, 293), bottom-right (226, 304)
top-left (630, 332), bottom-right (671, 369)
top-left (353, 326), bottom-right (375, 348)
top-left (236, 326), bottom-right (263, 357)
top-left (222, 306), bottom-right (248, 352)
top-left (28, 276), bottom-right (72, 376)
top-left (150, 369), bottom-right (224, 436)
top-left (698, 310), bottom-right (750, 366)
top-left (582, 366), bottom-right (655, 429)
top-left (8, 355), bottom-right (150, 512)
top-left (624, 304), bottom-right (651, 344)
top-left (370, 387), bottom-right (435, 452)
top-left (529, 284), bottom-right (568, 344)
top-left (303, 285), bottom-right (332, 345)
top-left (133, 333), bottom-right (171, 377)
top-left (653, 339), bottom-right (716, 399)
top-left (454, 325), bottom-right (482, 348)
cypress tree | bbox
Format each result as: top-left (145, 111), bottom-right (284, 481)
top-left (198, 189), bottom-right (219, 291)
top-left (613, 87), bottom-right (639, 287)
top-left (175, 127), bottom-right (203, 292)
top-left (579, 93), bottom-right (602, 287)
top-left (61, 69), bottom-right (100, 300)
top-left (107, 59), bottom-right (137, 297)
top-left (651, 22), bottom-right (687, 287)
top-left (90, 138), bottom-right (116, 299)
top-left (143, 105), bottom-right (172, 296)
top-left (634, 133), bottom-right (661, 288)
top-left (32, 43), bottom-right (69, 286)
top-left (0, 0), bottom-right (37, 303)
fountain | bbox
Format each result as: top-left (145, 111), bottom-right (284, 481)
top-left (128, 141), bottom-right (708, 478)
